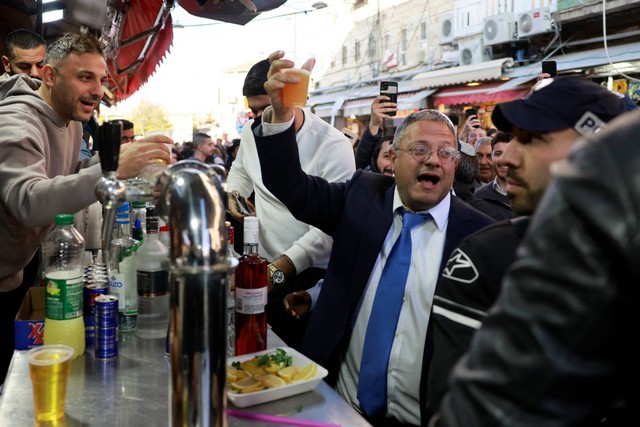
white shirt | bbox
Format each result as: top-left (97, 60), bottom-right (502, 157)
top-left (229, 107), bottom-right (355, 270)
top-left (336, 189), bottom-right (450, 425)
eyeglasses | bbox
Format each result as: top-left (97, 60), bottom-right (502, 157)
top-left (396, 145), bottom-right (459, 163)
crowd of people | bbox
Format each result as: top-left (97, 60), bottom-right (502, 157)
top-left (1, 28), bottom-right (638, 427)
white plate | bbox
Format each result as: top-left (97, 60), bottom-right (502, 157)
top-left (227, 347), bottom-right (328, 408)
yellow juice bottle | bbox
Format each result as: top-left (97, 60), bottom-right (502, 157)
top-left (42, 215), bottom-right (86, 358)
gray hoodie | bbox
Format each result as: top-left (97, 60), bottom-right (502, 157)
top-left (0, 74), bottom-right (101, 291)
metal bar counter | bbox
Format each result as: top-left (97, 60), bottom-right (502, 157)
top-left (0, 329), bottom-right (371, 426)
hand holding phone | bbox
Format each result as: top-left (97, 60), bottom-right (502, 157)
top-left (542, 61), bottom-right (557, 77)
top-left (380, 81), bottom-right (398, 117)
top-left (465, 108), bottom-right (480, 128)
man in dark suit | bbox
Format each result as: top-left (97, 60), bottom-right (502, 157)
top-left (253, 50), bottom-right (494, 427)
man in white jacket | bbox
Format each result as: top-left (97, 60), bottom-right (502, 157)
top-left (227, 58), bottom-right (355, 347)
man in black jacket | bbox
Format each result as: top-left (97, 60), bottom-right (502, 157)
top-left (431, 80), bottom-right (636, 426)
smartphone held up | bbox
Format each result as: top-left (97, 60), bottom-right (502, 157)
top-left (380, 81), bottom-right (398, 116)
top-left (542, 60), bottom-right (557, 77)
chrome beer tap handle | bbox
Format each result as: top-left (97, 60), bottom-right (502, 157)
top-left (154, 161), bottom-right (236, 427)
top-left (94, 122), bottom-right (125, 261)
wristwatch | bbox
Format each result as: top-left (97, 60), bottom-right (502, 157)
top-left (268, 263), bottom-right (286, 286)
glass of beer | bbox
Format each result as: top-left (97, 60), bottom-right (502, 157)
top-left (27, 344), bottom-right (74, 422)
top-left (281, 52), bottom-right (314, 108)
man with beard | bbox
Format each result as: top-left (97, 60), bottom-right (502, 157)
top-left (1, 29), bottom-right (46, 80)
top-left (189, 132), bottom-right (217, 163)
top-left (424, 77), bottom-right (632, 423)
top-left (472, 131), bottom-right (515, 220)
top-left (0, 33), bottom-right (172, 386)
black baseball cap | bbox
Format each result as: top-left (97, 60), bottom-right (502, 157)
top-left (492, 77), bottom-right (631, 136)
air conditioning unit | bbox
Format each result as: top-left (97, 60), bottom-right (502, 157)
top-left (459, 38), bottom-right (492, 66)
top-left (516, 7), bottom-right (554, 38)
top-left (440, 12), bottom-right (454, 44)
top-left (483, 13), bottom-right (515, 46)
top-left (442, 50), bottom-right (460, 64)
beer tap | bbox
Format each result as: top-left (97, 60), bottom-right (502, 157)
top-left (155, 161), bottom-right (236, 427)
top-left (94, 122), bottom-right (126, 263)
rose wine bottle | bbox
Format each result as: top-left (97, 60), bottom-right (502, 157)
top-left (234, 217), bottom-right (268, 355)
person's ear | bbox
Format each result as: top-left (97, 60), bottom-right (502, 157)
top-left (1, 55), bottom-right (10, 74)
top-left (40, 64), bottom-right (56, 88)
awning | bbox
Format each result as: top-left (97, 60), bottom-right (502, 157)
top-left (503, 43), bottom-right (640, 80)
top-left (343, 89), bottom-right (435, 116)
top-left (433, 82), bottom-right (530, 106)
top-left (104, 0), bottom-right (173, 103)
top-left (486, 75), bottom-right (537, 93)
top-left (411, 58), bottom-right (515, 87)
top-left (101, 0), bottom-right (291, 102)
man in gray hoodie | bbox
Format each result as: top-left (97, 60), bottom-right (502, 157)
top-left (0, 32), bottom-right (172, 385)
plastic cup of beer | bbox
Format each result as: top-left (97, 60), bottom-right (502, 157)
top-left (27, 344), bottom-right (74, 422)
top-left (281, 52), bottom-right (314, 107)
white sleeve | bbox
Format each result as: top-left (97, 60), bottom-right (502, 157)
top-left (308, 279), bottom-right (323, 312)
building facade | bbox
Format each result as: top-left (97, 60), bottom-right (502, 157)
top-left (307, 0), bottom-right (640, 135)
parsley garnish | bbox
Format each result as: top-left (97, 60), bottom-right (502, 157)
top-left (256, 348), bottom-right (293, 367)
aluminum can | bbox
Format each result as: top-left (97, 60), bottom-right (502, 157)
top-left (84, 284), bottom-right (108, 346)
top-left (95, 295), bottom-right (118, 360)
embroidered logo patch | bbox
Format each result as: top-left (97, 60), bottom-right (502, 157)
top-left (442, 248), bottom-right (479, 284)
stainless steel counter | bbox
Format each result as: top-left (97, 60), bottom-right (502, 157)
top-left (0, 329), bottom-right (371, 426)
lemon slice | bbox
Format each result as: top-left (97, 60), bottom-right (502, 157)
top-left (257, 374), bottom-right (286, 389)
top-left (277, 366), bottom-right (298, 383)
top-left (292, 362), bottom-right (317, 382)
top-left (230, 377), bottom-right (263, 390)
top-left (263, 361), bottom-right (283, 373)
top-left (227, 365), bottom-right (238, 384)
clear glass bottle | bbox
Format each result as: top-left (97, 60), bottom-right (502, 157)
top-left (135, 208), bottom-right (170, 339)
top-left (107, 202), bottom-right (138, 332)
top-left (234, 217), bottom-right (268, 355)
top-left (42, 214), bottom-right (85, 358)
top-left (130, 201), bottom-right (147, 239)
top-left (132, 218), bottom-right (143, 244)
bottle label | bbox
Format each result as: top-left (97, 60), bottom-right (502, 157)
top-left (235, 287), bottom-right (267, 314)
top-left (137, 270), bottom-right (169, 296)
top-left (45, 273), bottom-right (83, 320)
top-left (109, 273), bottom-right (127, 310)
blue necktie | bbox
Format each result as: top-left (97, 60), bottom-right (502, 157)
top-left (357, 210), bottom-right (430, 416)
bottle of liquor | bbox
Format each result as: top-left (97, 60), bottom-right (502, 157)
top-left (135, 207), bottom-right (170, 339)
top-left (234, 217), bottom-right (268, 355)
top-left (42, 214), bottom-right (86, 358)
top-left (107, 202), bottom-right (138, 332)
